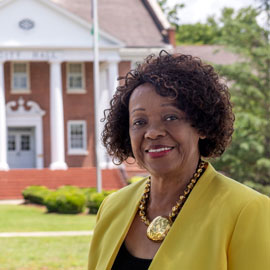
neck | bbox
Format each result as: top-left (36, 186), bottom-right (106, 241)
top-left (148, 158), bottom-right (200, 215)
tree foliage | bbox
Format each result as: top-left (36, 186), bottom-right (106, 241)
top-left (157, 0), bottom-right (184, 29)
top-left (210, 4), bottom-right (270, 192)
top-left (176, 1), bottom-right (270, 46)
top-left (176, 17), bottom-right (221, 44)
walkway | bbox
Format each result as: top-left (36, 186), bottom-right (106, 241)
top-left (0, 231), bottom-right (93, 237)
top-left (0, 199), bottom-right (24, 205)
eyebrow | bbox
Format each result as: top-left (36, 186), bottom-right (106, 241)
top-left (130, 103), bottom-right (179, 114)
top-left (130, 108), bottom-right (145, 114)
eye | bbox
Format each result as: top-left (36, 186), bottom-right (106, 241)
top-left (165, 115), bottom-right (178, 121)
top-left (132, 119), bottom-right (146, 127)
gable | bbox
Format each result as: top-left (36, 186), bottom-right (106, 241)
top-left (0, 0), bottom-right (124, 48)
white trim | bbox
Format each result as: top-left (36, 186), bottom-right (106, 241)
top-left (6, 97), bottom-right (45, 169)
top-left (66, 62), bottom-right (86, 94)
top-left (119, 47), bottom-right (172, 62)
top-left (11, 62), bottom-right (30, 94)
top-left (66, 90), bottom-right (87, 95)
top-left (68, 149), bottom-right (89, 156)
top-left (0, 49), bottom-right (122, 62)
top-left (146, 0), bottom-right (171, 29)
top-left (67, 120), bottom-right (88, 155)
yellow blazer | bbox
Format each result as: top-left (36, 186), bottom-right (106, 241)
top-left (88, 163), bottom-right (270, 270)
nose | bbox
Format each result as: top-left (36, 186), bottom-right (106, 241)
top-left (144, 123), bottom-right (166, 140)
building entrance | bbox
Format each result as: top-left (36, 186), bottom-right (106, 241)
top-left (7, 127), bottom-right (35, 168)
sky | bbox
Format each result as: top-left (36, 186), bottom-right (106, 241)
top-left (167, 0), bottom-right (259, 24)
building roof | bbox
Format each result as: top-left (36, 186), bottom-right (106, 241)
top-left (50, 0), bottom-right (168, 47)
top-left (175, 45), bottom-right (240, 65)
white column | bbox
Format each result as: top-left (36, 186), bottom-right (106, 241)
top-left (98, 67), bottom-right (109, 169)
top-left (103, 61), bottom-right (119, 168)
top-left (49, 61), bottom-right (67, 170)
top-left (108, 61), bottom-right (119, 99)
top-left (0, 61), bottom-right (9, 171)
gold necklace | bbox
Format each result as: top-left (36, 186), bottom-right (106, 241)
top-left (139, 160), bottom-right (206, 242)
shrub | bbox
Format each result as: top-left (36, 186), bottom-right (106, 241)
top-left (82, 187), bottom-right (97, 202)
top-left (22, 186), bottom-right (51, 205)
top-left (44, 188), bottom-right (86, 214)
top-left (86, 190), bottom-right (116, 214)
top-left (57, 185), bottom-right (82, 192)
top-left (22, 185), bottom-right (117, 214)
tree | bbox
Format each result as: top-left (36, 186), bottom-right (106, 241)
top-left (176, 17), bottom-right (221, 44)
top-left (211, 4), bottom-right (270, 194)
top-left (157, 0), bottom-right (184, 29)
top-left (175, 22), bottom-right (215, 44)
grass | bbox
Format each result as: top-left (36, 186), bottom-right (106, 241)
top-left (0, 236), bottom-right (91, 270)
top-left (0, 204), bottom-right (96, 269)
top-left (0, 204), bottom-right (96, 232)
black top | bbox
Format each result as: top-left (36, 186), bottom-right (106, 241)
top-left (112, 242), bottom-right (152, 270)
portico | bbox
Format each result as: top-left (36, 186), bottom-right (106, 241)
top-left (0, 48), bottom-right (121, 170)
top-left (0, 0), bottom-right (125, 170)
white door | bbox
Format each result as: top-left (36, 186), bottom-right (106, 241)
top-left (7, 127), bottom-right (35, 169)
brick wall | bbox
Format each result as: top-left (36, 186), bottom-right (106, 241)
top-left (0, 168), bottom-right (126, 199)
top-left (62, 62), bottom-right (95, 167)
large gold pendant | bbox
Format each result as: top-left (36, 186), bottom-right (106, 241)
top-left (146, 216), bottom-right (171, 242)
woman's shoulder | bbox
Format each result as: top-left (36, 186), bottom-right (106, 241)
top-left (201, 164), bottom-right (269, 226)
top-left (109, 177), bottom-right (148, 199)
top-left (98, 177), bottom-right (148, 214)
top-left (210, 164), bottom-right (269, 207)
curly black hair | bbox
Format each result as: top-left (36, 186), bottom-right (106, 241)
top-left (102, 50), bottom-right (234, 164)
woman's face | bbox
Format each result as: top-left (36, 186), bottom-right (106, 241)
top-left (129, 83), bottom-right (203, 177)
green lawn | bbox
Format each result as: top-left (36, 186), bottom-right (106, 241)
top-left (0, 204), bottom-right (96, 269)
top-left (0, 204), bottom-right (96, 232)
top-left (0, 236), bottom-right (91, 270)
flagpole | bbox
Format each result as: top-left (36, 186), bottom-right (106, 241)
top-left (92, 0), bottom-right (102, 193)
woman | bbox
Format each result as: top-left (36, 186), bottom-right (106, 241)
top-left (88, 51), bottom-right (270, 270)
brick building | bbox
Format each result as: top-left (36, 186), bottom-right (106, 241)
top-left (0, 0), bottom-right (174, 172)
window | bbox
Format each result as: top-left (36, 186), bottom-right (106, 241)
top-left (21, 135), bottom-right (31, 151)
top-left (67, 63), bottom-right (85, 93)
top-left (11, 62), bottom-right (30, 93)
top-left (8, 135), bottom-right (16, 151)
top-left (67, 121), bottom-right (88, 155)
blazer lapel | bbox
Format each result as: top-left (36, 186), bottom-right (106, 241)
top-left (149, 164), bottom-right (215, 269)
top-left (104, 180), bottom-right (147, 269)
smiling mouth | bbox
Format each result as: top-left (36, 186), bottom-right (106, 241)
top-left (146, 147), bottom-right (174, 153)
top-left (145, 146), bottom-right (174, 158)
